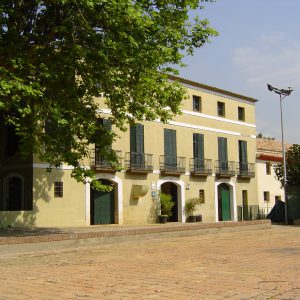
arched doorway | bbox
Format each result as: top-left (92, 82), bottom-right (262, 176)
top-left (90, 179), bottom-right (116, 225)
top-left (218, 183), bottom-right (231, 221)
top-left (161, 182), bottom-right (178, 222)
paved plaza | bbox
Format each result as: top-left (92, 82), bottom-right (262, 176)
top-left (1, 225), bottom-right (300, 299)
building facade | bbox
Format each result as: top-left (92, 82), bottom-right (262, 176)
top-left (0, 77), bottom-right (258, 227)
top-left (256, 138), bottom-right (289, 216)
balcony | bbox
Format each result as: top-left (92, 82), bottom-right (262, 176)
top-left (215, 160), bottom-right (235, 178)
top-left (190, 158), bottom-right (213, 177)
top-left (125, 152), bottom-right (153, 174)
top-left (90, 149), bottom-right (122, 172)
top-left (160, 155), bottom-right (186, 176)
top-left (237, 162), bottom-right (255, 178)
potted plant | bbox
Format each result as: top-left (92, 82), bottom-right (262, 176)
top-left (159, 192), bottom-right (174, 223)
top-left (185, 198), bottom-right (199, 223)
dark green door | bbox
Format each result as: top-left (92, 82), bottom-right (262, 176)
top-left (92, 180), bottom-right (115, 224)
top-left (218, 184), bottom-right (231, 221)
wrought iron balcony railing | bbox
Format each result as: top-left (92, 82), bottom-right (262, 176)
top-left (90, 149), bottom-right (122, 172)
top-left (237, 162), bottom-right (255, 178)
top-left (237, 205), bottom-right (266, 221)
top-left (190, 158), bottom-right (213, 176)
top-left (160, 155), bottom-right (186, 175)
top-left (125, 152), bottom-right (153, 173)
top-left (215, 160), bottom-right (236, 177)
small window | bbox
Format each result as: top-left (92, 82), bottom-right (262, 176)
top-left (238, 107), bottom-right (245, 121)
top-left (275, 195), bottom-right (282, 201)
top-left (193, 95), bottom-right (201, 112)
top-left (217, 101), bottom-right (225, 117)
top-left (199, 189), bottom-right (205, 204)
top-left (54, 181), bottom-right (63, 198)
top-left (266, 162), bottom-right (271, 175)
top-left (264, 191), bottom-right (270, 202)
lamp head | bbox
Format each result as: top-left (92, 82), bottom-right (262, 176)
top-left (267, 84), bottom-right (274, 92)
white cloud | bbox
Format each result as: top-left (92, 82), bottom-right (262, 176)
top-left (232, 32), bottom-right (300, 89)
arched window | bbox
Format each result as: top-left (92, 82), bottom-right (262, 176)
top-left (8, 177), bottom-right (22, 210)
top-left (2, 175), bottom-right (24, 211)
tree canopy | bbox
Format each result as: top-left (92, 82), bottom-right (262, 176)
top-left (0, 0), bottom-right (218, 189)
top-left (274, 144), bottom-right (300, 187)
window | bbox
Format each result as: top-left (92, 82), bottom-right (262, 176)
top-left (239, 140), bottom-right (248, 172)
top-left (1, 175), bottom-right (33, 211)
top-left (238, 107), bottom-right (245, 121)
top-left (275, 195), bottom-right (282, 201)
top-left (266, 162), bottom-right (271, 175)
top-left (242, 190), bottom-right (248, 206)
top-left (217, 101), bottom-right (225, 117)
top-left (218, 137), bottom-right (228, 171)
top-left (54, 181), bottom-right (63, 198)
top-left (264, 191), bottom-right (270, 202)
top-left (164, 128), bottom-right (177, 167)
top-left (199, 189), bottom-right (205, 204)
top-left (193, 133), bottom-right (204, 170)
top-left (130, 124), bottom-right (145, 167)
top-left (193, 95), bottom-right (201, 112)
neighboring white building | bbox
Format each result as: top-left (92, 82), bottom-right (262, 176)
top-left (256, 138), bottom-right (291, 216)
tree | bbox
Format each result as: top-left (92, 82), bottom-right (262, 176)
top-left (0, 0), bottom-right (218, 189)
top-left (274, 144), bottom-right (300, 187)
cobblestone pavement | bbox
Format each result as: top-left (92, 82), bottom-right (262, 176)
top-left (1, 225), bottom-right (300, 300)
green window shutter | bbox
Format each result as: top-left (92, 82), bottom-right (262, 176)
top-left (193, 133), bottom-right (204, 160)
top-left (130, 125), bottom-right (136, 153)
top-left (239, 140), bottom-right (248, 171)
top-left (218, 137), bottom-right (228, 162)
top-left (130, 124), bottom-right (144, 153)
top-left (136, 124), bottom-right (144, 154)
top-left (239, 140), bottom-right (248, 163)
top-left (164, 129), bottom-right (177, 166)
top-left (218, 137), bottom-right (228, 170)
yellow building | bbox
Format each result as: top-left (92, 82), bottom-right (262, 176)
top-left (0, 76), bottom-right (258, 227)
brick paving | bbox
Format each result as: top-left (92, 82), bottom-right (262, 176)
top-left (1, 225), bottom-right (300, 299)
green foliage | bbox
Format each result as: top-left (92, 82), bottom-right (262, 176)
top-left (159, 193), bottom-right (174, 217)
top-left (256, 132), bottom-right (275, 140)
top-left (274, 144), bottom-right (300, 187)
top-left (0, 0), bottom-right (218, 190)
top-left (185, 198), bottom-right (200, 216)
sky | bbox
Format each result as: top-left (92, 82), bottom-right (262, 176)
top-left (179, 0), bottom-right (300, 144)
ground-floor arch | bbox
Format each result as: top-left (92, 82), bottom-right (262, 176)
top-left (215, 180), bottom-right (237, 222)
top-left (157, 178), bottom-right (185, 222)
top-left (218, 183), bottom-right (231, 221)
top-left (85, 174), bottom-right (123, 225)
top-left (90, 179), bottom-right (116, 225)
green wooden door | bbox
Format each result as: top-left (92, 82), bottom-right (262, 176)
top-left (221, 189), bottom-right (231, 221)
top-left (92, 181), bottom-right (114, 224)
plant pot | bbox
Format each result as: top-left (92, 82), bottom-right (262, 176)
top-left (159, 215), bottom-right (168, 224)
top-left (195, 215), bottom-right (202, 222)
top-left (187, 215), bottom-right (197, 223)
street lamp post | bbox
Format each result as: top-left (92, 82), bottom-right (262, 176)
top-left (267, 84), bottom-right (293, 225)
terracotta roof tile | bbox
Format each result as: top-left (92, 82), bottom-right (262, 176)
top-left (256, 138), bottom-right (292, 159)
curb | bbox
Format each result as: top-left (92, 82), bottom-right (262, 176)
top-left (0, 219), bottom-right (271, 246)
